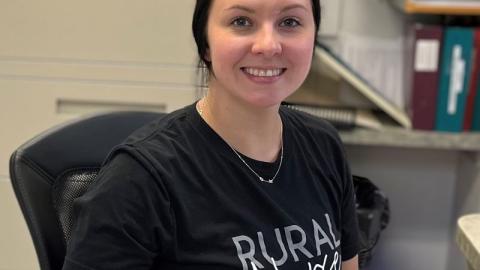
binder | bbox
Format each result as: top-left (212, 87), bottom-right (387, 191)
top-left (435, 27), bottom-right (474, 132)
top-left (406, 24), bottom-right (443, 130)
top-left (464, 29), bottom-right (480, 131)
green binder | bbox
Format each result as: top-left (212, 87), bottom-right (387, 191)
top-left (435, 27), bottom-right (474, 132)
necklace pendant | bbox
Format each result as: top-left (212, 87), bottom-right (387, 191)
top-left (259, 177), bottom-right (274, 184)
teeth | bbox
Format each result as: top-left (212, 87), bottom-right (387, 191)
top-left (244, 68), bottom-right (283, 77)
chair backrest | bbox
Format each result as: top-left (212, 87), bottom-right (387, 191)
top-left (9, 111), bottom-right (163, 270)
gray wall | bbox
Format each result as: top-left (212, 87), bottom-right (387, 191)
top-left (346, 146), bottom-right (467, 270)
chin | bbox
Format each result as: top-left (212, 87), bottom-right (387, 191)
top-left (241, 83), bottom-right (301, 108)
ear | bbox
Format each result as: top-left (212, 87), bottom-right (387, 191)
top-left (204, 48), bottom-right (211, 62)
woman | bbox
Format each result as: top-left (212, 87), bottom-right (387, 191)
top-left (63, 0), bottom-right (359, 269)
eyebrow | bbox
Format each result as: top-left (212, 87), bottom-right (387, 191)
top-left (225, 4), bottom-right (309, 14)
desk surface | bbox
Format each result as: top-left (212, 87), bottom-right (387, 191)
top-left (457, 214), bottom-right (480, 270)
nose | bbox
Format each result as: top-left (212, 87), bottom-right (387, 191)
top-left (251, 24), bottom-right (282, 58)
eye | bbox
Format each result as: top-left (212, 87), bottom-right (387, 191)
top-left (231, 16), bottom-right (252, 27)
top-left (280, 18), bottom-right (301, 28)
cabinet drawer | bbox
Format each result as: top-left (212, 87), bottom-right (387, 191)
top-left (0, 82), bottom-right (197, 177)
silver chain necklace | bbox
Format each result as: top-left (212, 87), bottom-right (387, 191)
top-left (197, 100), bottom-right (284, 184)
top-left (226, 128), bottom-right (284, 184)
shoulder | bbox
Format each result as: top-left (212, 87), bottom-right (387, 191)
top-left (280, 105), bottom-right (349, 181)
top-left (124, 104), bottom-right (193, 146)
top-left (280, 105), bottom-right (343, 146)
top-left (103, 104), bottom-right (198, 176)
top-left (121, 104), bottom-right (195, 152)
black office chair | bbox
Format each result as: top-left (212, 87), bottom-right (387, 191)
top-left (9, 111), bottom-right (163, 270)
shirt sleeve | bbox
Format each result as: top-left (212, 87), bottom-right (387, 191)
top-left (62, 151), bottom-right (174, 270)
top-left (339, 148), bottom-right (360, 261)
top-left (316, 119), bottom-right (360, 261)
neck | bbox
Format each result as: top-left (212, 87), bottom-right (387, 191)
top-left (198, 90), bottom-right (283, 162)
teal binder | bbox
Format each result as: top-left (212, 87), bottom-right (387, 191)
top-left (435, 27), bottom-right (474, 132)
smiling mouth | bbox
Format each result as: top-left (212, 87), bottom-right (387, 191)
top-left (241, 67), bottom-right (286, 77)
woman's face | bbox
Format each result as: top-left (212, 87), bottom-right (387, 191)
top-left (206, 0), bottom-right (316, 108)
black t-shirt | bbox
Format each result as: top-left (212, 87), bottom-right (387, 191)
top-left (63, 103), bottom-right (359, 270)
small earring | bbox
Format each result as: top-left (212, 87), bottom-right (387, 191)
top-left (204, 48), bottom-right (211, 61)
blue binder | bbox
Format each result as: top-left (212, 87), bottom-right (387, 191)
top-left (435, 27), bottom-right (474, 132)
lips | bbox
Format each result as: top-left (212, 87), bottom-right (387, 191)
top-left (241, 67), bottom-right (286, 77)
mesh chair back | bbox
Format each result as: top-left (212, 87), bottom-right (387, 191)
top-left (9, 111), bottom-right (163, 270)
top-left (52, 169), bottom-right (99, 245)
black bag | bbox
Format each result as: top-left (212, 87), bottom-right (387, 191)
top-left (353, 175), bottom-right (390, 268)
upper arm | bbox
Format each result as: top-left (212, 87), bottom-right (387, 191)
top-left (63, 152), bottom-right (172, 270)
top-left (342, 255), bottom-right (359, 270)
